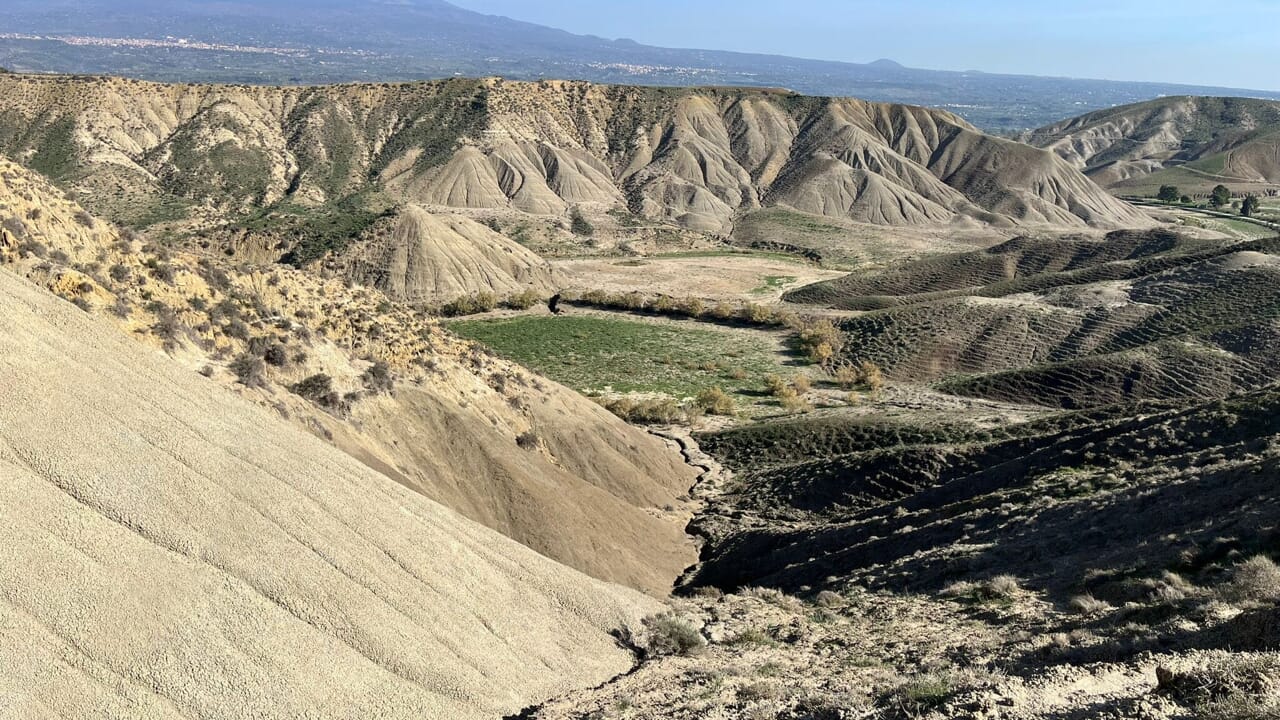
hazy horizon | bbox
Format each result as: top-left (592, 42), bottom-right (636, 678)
top-left (454, 0), bottom-right (1280, 92)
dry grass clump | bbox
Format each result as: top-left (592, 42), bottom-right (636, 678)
top-left (883, 672), bottom-right (954, 716)
top-left (643, 614), bottom-right (706, 657)
top-left (1225, 556), bottom-right (1280, 603)
top-left (813, 590), bottom-right (844, 608)
top-left (943, 575), bottom-right (1022, 603)
top-left (1068, 594), bottom-right (1113, 615)
top-left (1158, 654), bottom-right (1280, 718)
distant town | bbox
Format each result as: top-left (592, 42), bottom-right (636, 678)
top-left (0, 32), bottom-right (373, 58)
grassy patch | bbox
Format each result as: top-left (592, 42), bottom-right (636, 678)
top-left (447, 315), bottom-right (788, 408)
top-left (751, 275), bottom-right (798, 295)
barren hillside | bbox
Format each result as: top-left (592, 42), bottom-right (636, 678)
top-left (0, 155), bottom-right (697, 595)
top-left (1027, 96), bottom-right (1280, 193)
top-left (0, 262), bottom-right (664, 719)
top-left (0, 73), bottom-right (1146, 254)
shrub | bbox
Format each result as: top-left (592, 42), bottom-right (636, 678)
top-left (678, 296), bottom-right (705, 317)
top-left (150, 307), bottom-right (183, 351)
top-left (515, 430), bottom-right (540, 449)
top-left (778, 387), bottom-right (811, 413)
top-left (504, 287), bottom-right (544, 310)
top-left (708, 302), bottom-right (735, 320)
top-left (795, 318), bottom-right (845, 366)
top-left (765, 374), bottom-right (790, 396)
top-left (230, 353), bottom-right (265, 387)
top-left (792, 374), bottom-right (812, 394)
top-left (595, 396), bottom-right (686, 424)
top-left (263, 343), bottom-right (290, 367)
top-left (643, 614), bottom-right (705, 657)
top-left (740, 302), bottom-right (773, 324)
top-left (860, 361), bottom-right (885, 393)
top-left (290, 373), bottom-right (343, 410)
top-left (569, 207), bottom-right (595, 237)
top-left (695, 387), bottom-right (736, 416)
top-left (361, 360), bottom-right (394, 393)
top-left (1226, 556), bottom-right (1280, 603)
top-left (832, 364), bottom-right (860, 390)
top-left (652, 294), bottom-right (676, 313)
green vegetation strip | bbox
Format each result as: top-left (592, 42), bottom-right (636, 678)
top-left (447, 315), bottom-right (788, 404)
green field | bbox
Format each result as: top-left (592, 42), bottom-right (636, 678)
top-left (447, 315), bottom-right (793, 407)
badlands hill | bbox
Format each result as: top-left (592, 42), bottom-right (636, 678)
top-left (341, 205), bottom-right (562, 304)
top-left (0, 155), bottom-right (697, 595)
top-left (0, 244), bottom-right (662, 719)
top-left (0, 73), bottom-right (1146, 255)
top-left (1027, 96), bottom-right (1280, 194)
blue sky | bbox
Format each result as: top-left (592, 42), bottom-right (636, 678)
top-left (453, 0), bottom-right (1280, 91)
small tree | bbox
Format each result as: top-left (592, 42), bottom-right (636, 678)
top-left (569, 207), bottom-right (595, 237)
top-left (1242, 195), bottom-right (1261, 217)
top-left (1157, 185), bottom-right (1180, 203)
top-left (1210, 184), bottom-right (1232, 208)
top-left (1180, 195), bottom-right (1192, 205)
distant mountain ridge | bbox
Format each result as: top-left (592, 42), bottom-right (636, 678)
top-left (2, 0), bottom-right (1279, 129)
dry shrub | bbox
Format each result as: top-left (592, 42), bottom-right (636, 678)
top-left (765, 374), bottom-right (789, 396)
top-left (1227, 556), bottom-right (1280, 603)
top-left (741, 303), bottom-right (774, 324)
top-left (792, 374), bottom-right (812, 394)
top-left (230, 353), bottom-right (265, 388)
top-left (643, 614), bottom-right (705, 657)
top-left (504, 287), bottom-right (544, 310)
top-left (695, 387), bottom-right (736, 416)
top-left (679, 296), bottom-right (705, 317)
top-left (1158, 654), bottom-right (1280, 717)
top-left (708, 302), bottom-right (735, 320)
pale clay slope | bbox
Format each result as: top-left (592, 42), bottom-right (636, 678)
top-left (0, 268), bottom-right (660, 720)
top-left (0, 74), bottom-right (1148, 234)
top-left (344, 204), bottom-right (563, 303)
top-left (0, 155), bottom-right (696, 597)
top-left (1028, 96), bottom-right (1280, 187)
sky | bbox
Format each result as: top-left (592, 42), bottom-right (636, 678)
top-left (452, 0), bottom-right (1280, 91)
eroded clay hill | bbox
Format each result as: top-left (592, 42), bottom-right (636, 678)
top-left (341, 204), bottom-right (562, 304)
top-left (0, 155), bottom-right (697, 595)
top-left (788, 229), bottom-right (1280, 408)
top-left (0, 264), bottom-right (662, 720)
top-left (1026, 96), bottom-right (1280, 192)
top-left (0, 73), bottom-right (1146, 240)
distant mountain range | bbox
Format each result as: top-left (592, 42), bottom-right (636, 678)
top-left (2, 0), bottom-right (1279, 130)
